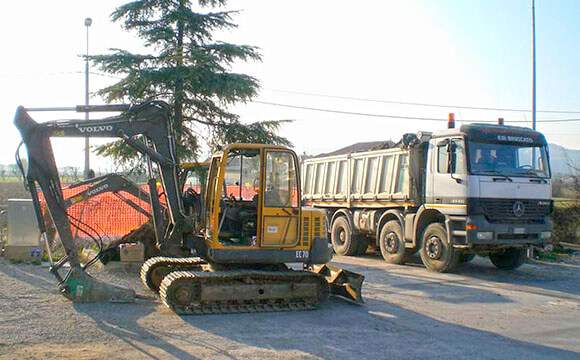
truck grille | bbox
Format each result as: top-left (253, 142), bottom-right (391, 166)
top-left (481, 199), bottom-right (550, 224)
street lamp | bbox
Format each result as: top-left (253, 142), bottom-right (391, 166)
top-left (83, 17), bottom-right (92, 179)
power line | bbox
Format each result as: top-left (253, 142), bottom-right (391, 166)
top-left (88, 71), bottom-right (123, 80)
top-left (7, 68), bottom-right (580, 118)
top-left (82, 72), bottom-right (580, 116)
top-left (265, 88), bottom-right (580, 114)
top-left (253, 100), bottom-right (580, 123)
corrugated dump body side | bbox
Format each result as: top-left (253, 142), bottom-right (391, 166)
top-left (300, 139), bottom-right (428, 259)
top-left (301, 146), bottom-right (424, 210)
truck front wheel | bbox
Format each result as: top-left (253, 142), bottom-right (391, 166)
top-left (379, 220), bottom-right (407, 264)
top-left (419, 223), bottom-right (459, 273)
top-left (331, 216), bottom-right (359, 256)
top-left (489, 248), bottom-right (526, 270)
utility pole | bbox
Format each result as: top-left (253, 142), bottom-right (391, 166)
top-left (83, 17), bottom-right (92, 179)
top-left (531, 0), bottom-right (537, 170)
top-left (532, 0), bottom-right (537, 130)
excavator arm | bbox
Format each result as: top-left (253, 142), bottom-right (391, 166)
top-left (63, 173), bottom-right (152, 219)
top-left (13, 101), bottom-right (191, 302)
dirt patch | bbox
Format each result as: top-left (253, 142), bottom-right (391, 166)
top-left (0, 343), bottom-right (129, 360)
top-left (1, 257), bottom-right (580, 359)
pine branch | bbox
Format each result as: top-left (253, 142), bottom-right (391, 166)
top-left (91, 0), bottom-right (289, 167)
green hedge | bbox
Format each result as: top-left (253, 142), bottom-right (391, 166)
top-left (552, 202), bottom-right (580, 244)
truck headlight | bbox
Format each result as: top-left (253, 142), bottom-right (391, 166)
top-left (476, 232), bottom-right (493, 241)
top-left (540, 231), bottom-right (552, 240)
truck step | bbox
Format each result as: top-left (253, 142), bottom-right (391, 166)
top-left (452, 230), bottom-right (467, 237)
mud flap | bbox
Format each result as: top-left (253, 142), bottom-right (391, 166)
top-left (311, 264), bottom-right (365, 304)
top-left (60, 268), bottom-right (136, 303)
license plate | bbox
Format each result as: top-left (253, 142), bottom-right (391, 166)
top-left (513, 227), bottom-right (525, 234)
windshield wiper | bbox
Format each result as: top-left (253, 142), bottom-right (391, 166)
top-left (521, 169), bottom-right (548, 182)
top-left (522, 169), bottom-right (541, 178)
top-left (474, 170), bottom-right (513, 182)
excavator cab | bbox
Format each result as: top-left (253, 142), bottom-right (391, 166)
top-left (206, 145), bottom-right (300, 250)
top-left (202, 145), bottom-right (309, 262)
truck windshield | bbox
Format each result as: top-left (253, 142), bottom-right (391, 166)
top-left (468, 141), bottom-right (550, 178)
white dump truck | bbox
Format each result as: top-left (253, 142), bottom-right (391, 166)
top-left (302, 121), bottom-right (553, 272)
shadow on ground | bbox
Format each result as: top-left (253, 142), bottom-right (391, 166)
top-left (342, 251), bottom-right (580, 301)
top-left (75, 270), bottom-right (579, 360)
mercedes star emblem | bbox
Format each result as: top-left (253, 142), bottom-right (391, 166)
top-left (513, 201), bottom-right (525, 217)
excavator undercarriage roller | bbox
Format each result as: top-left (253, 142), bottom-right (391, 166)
top-left (140, 256), bottom-right (206, 292)
top-left (159, 270), bottom-right (330, 315)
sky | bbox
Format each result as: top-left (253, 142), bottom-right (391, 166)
top-left (1, 0), bottom-right (579, 170)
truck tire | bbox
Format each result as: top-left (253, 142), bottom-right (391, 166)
top-left (379, 220), bottom-right (407, 264)
top-left (330, 216), bottom-right (359, 256)
top-left (419, 223), bottom-right (459, 273)
top-left (489, 248), bottom-right (526, 270)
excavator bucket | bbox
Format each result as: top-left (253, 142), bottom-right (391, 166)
top-left (311, 264), bottom-right (365, 304)
top-left (60, 268), bottom-right (136, 303)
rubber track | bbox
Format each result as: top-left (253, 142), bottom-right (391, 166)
top-left (160, 270), bottom-right (329, 315)
top-left (140, 256), bottom-right (206, 292)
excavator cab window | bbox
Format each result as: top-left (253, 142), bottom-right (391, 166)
top-left (182, 168), bottom-right (204, 218)
top-left (217, 149), bottom-right (260, 246)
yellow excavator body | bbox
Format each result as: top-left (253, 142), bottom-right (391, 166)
top-left (144, 143), bottom-right (364, 314)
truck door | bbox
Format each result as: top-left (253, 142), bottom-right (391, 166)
top-left (260, 150), bottom-right (300, 247)
top-left (428, 138), bottom-right (467, 212)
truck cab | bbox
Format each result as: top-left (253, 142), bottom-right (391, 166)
top-left (425, 124), bottom-right (552, 269)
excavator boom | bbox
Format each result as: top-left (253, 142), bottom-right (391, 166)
top-left (13, 101), bottom-right (191, 302)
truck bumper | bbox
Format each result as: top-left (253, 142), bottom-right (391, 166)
top-left (465, 215), bottom-right (552, 247)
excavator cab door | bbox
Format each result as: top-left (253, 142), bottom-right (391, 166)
top-left (260, 150), bottom-right (300, 247)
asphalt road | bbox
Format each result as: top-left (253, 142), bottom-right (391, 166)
top-left (0, 255), bottom-right (579, 360)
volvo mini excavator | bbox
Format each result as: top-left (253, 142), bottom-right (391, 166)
top-left (13, 101), bottom-right (364, 314)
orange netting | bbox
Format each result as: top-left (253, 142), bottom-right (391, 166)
top-left (39, 184), bottom-right (296, 240)
top-left (39, 184), bottom-right (155, 239)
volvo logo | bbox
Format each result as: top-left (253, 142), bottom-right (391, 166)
top-left (513, 201), bottom-right (525, 217)
top-left (77, 125), bottom-right (113, 133)
top-left (87, 184), bottom-right (109, 196)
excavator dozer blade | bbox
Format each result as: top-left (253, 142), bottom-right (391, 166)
top-left (60, 268), bottom-right (136, 303)
top-left (311, 264), bottom-right (365, 305)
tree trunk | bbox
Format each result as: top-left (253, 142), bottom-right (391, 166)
top-left (174, 0), bottom-right (186, 146)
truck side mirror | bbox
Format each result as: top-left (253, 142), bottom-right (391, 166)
top-left (446, 142), bottom-right (463, 183)
top-left (445, 143), bottom-right (455, 173)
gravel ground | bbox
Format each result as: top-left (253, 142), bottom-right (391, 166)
top-left (0, 255), bottom-right (579, 360)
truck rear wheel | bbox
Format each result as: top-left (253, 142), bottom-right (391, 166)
top-left (331, 216), bottom-right (359, 256)
top-left (379, 220), bottom-right (407, 264)
top-left (419, 223), bottom-right (459, 273)
top-left (489, 248), bottom-right (526, 270)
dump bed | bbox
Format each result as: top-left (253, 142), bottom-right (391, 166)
top-left (302, 145), bottom-right (424, 209)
